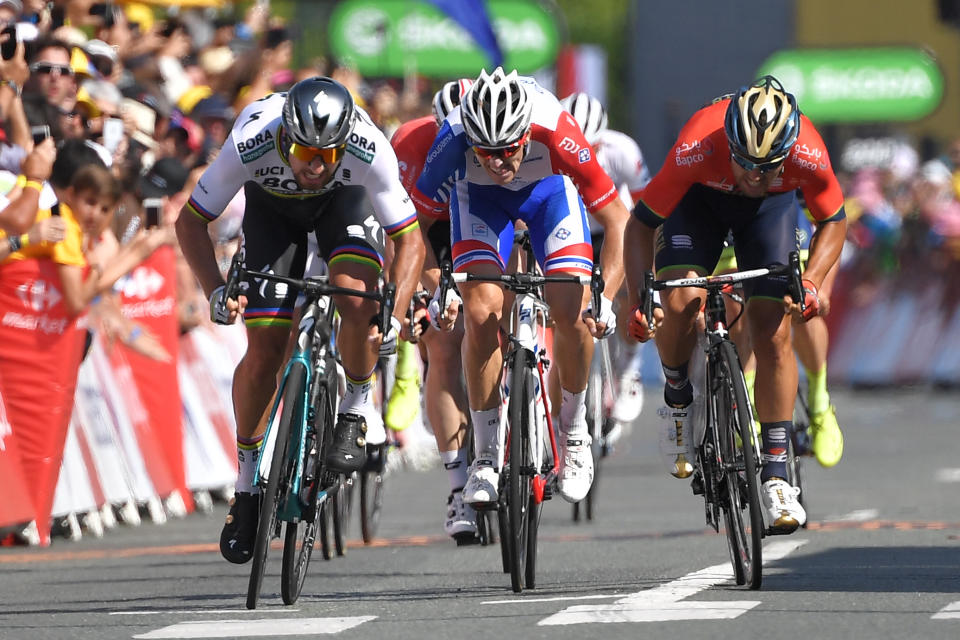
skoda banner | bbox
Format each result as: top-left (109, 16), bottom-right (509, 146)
top-left (329, 0), bottom-right (559, 77)
top-left (757, 48), bottom-right (944, 122)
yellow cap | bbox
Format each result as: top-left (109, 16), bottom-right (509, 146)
top-left (75, 85), bottom-right (101, 118)
top-left (177, 85), bottom-right (213, 114)
top-left (124, 2), bottom-right (155, 33)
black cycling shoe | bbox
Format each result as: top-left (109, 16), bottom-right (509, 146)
top-left (324, 413), bottom-right (368, 474)
top-left (219, 492), bottom-right (259, 564)
top-left (362, 442), bottom-right (387, 473)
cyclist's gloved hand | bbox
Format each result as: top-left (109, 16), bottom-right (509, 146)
top-left (428, 285), bottom-right (462, 331)
top-left (209, 285), bottom-right (231, 325)
top-left (628, 300), bottom-right (664, 343)
top-left (583, 295), bottom-right (616, 338)
top-left (800, 278), bottom-right (821, 321)
top-left (379, 315), bottom-right (402, 356)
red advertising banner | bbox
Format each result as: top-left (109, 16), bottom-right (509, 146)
top-left (0, 386), bottom-right (35, 532)
top-left (0, 258), bottom-right (86, 545)
top-left (116, 246), bottom-right (193, 512)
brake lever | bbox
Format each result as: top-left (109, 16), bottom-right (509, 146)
top-left (787, 250), bottom-right (806, 315)
top-left (642, 270), bottom-right (655, 334)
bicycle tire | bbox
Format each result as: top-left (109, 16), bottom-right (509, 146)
top-left (717, 340), bottom-right (763, 590)
top-left (332, 477), bottom-right (348, 556)
top-left (318, 500), bottom-right (332, 561)
top-left (507, 349), bottom-right (532, 593)
top-left (360, 465), bottom-right (385, 544)
top-left (281, 376), bottom-right (333, 604)
top-left (789, 385), bottom-right (808, 520)
top-left (246, 362), bottom-right (304, 609)
top-left (497, 501), bottom-right (510, 573)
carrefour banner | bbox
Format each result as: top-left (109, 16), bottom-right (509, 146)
top-left (757, 47), bottom-right (944, 122)
top-left (329, 0), bottom-right (559, 77)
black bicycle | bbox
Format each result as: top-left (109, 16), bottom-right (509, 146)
top-left (222, 254), bottom-right (395, 608)
top-left (640, 251), bottom-right (805, 590)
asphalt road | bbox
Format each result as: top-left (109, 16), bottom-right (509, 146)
top-left (2, 387), bottom-right (960, 640)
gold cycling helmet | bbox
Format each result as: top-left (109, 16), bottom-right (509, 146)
top-left (724, 75), bottom-right (800, 166)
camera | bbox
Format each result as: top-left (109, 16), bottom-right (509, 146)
top-left (0, 25), bottom-right (16, 61)
top-left (143, 198), bottom-right (163, 228)
top-left (31, 125), bottom-right (50, 145)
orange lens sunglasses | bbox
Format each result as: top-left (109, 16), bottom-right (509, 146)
top-left (289, 143), bottom-right (345, 164)
top-left (472, 132), bottom-right (529, 160)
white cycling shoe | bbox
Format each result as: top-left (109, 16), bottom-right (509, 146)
top-left (463, 460), bottom-right (499, 508)
top-left (760, 478), bottom-right (806, 533)
top-left (444, 490), bottom-right (478, 544)
top-left (658, 403), bottom-right (695, 479)
top-left (611, 372), bottom-right (644, 424)
top-left (558, 433), bottom-right (594, 503)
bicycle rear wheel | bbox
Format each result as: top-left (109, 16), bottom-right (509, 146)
top-left (716, 341), bottom-right (763, 590)
top-left (360, 460), bottom-right (385, 544)
top-left (507, 349), bottom-right (533, 593)
top-left (247, 363), bottom-right (304, 609)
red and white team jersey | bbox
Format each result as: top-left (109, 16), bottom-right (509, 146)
top-left (391, 115), bottom-right (462, 221)
top-left (636, 99), bottom-right (845, 224)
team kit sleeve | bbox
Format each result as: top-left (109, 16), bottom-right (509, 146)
top-left (184, 137), bottom-right (247, 224)
top-left (412, 122), bottom-right (468, 218)
top-left (544, 116), bottom-right (618, 213)
top-left (796, 122), bottom-right (846, 223)
top-left (367, 139), bottom-right (420, 240)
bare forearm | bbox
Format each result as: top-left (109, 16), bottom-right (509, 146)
top-left (387, 232), bottom-right (426, 321)
top-left (175, 210), bottom-right (223, 296)
top-left (805, 219), bottom-right (846, 287)
top-left (624, 215), bottom-right (656, 308)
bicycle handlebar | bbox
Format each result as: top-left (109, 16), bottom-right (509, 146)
top-left (222, 258), bottom-right (396, 333)
top-left (641, 250), bottom-right (806, 332)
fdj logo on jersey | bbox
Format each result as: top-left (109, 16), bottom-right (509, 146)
top-left (238, 129), bottom-right (275, 164)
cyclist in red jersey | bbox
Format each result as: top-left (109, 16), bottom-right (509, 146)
top-left (391, 79), bottom-right (481, 544)
top-left (625, 76), bottom-right (847, 534)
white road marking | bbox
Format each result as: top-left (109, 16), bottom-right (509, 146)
top-left (133, 616), bottom-right (376, 638)
top-left (538, 539), bottom-right (806, 626)
top-left (482, 594), bottom-right (620, 605)
top-left (113, 610), bottom-right (288, 616)
top-left (932, 601), bottom-right (960, 619)
top-left (824, 509), bottom-right (880, 522)
top-left (935, 468), bottom-right (960, 483)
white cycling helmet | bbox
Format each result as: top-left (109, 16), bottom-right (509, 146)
top-left (561, 92), bottom-right (607, 145)
top-left (460, 67), bottom-right (532, 148)
top-left (432, 78), bottom-right (473, 126)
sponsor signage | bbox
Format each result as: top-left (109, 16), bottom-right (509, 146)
top-left (757, 47), bottom-right (944, 122)
top-left (329, 0), bottom-right (559, 77)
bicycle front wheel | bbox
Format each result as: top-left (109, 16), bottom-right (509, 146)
top-left (716, 341), bottom-right (763, 590)
top-left (247, 362), bottom-right (305, 609)
top-left (281, 379), bottom-right (333, 604)
top-left (507, 349), bottom-right (533, 593)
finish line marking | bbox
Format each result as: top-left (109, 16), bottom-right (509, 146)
top-left (538, 539), bottom-right (806, 625)
top-left (933, 601), bottom-right (960, 619)
top-left (482, 594), bottom-right (620, 605)
top-left (133, 616), bottom-right (376, 638)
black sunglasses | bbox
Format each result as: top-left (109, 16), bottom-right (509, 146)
top-left (730, 152), bottom-right (784, 174)
top-left (30, 62), bottom-right (74, 76)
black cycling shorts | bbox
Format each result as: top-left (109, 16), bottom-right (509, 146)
top-left (654, 185), bottom-right (799, 300)
top-left (240, 183), bottom-right (385, 327)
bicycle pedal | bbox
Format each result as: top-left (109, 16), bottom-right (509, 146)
top-left (766, 525), bottom-right (798, 536)
top-left (690, 473), bottom-right (705, 496)
top-left (453, 532), bottom-right (482, 547)
top-left (469, 500), bottom-right (498, 512)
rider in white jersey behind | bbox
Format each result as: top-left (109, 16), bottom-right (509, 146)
top-left (176, 77), bottom-right (425, 564)
top-left (561, 92), bottom-right (651, 431)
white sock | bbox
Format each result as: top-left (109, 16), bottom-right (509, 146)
top-left (236, 441), bottom-right (262, 495)
top-left (560, 389), bottom-right (587, 436)
top-left (440, 448), bottom-right (469, 491)
top-left (470, 406), bottom-right (502, 463)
